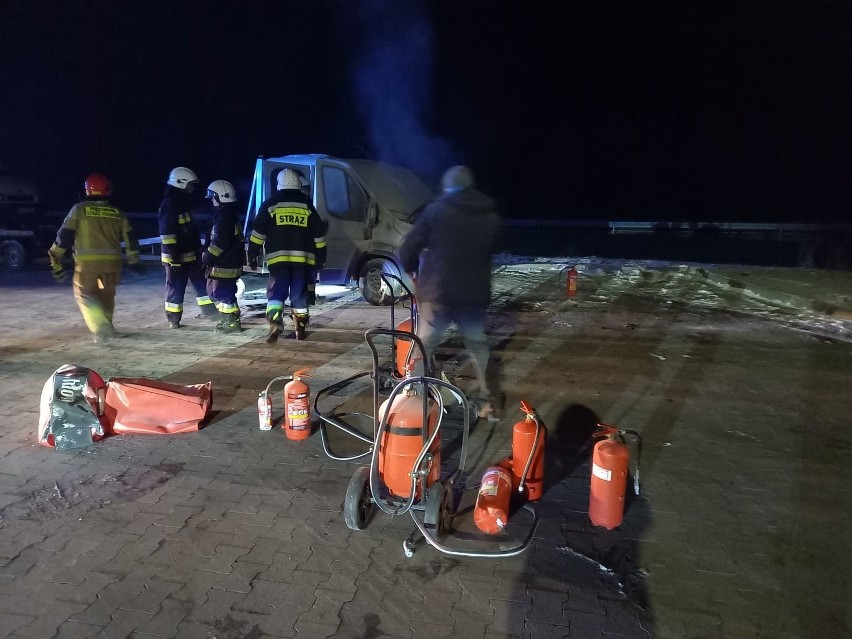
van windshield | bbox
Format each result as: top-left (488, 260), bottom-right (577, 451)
top-left (345, 160), bottom-right (433, 216)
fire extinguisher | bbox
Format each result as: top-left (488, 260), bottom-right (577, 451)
top-left (378, 385), bottom-right (440, 499)
top-left (473, 463), bottom-right (513, 534)
top-left (510, 401), bottom-right (546, 501)
top-left (588, 424), bottom-right (641, 529)
top-left (394, 318), bottom-right (416, 378)
top-left (284, 368), bottom-right (312, 441)
top-left (257, 390), bottom-right (273, 431)
top-left (566, 265), bottom-right (578, 297)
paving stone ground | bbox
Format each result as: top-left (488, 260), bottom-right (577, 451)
top-left (0, 262), bottom-right (849, 638)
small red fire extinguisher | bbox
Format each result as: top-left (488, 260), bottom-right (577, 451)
top-left (588, 424), bottom-right (641, 529)
top-left (511, 401), bottom-right (546, 501)
top-left (473, 463), bottom-right (513, 534)
top-left (284, 368), bottom-right (311, 441)
top-left (566, 265), bottom-right (578, 297)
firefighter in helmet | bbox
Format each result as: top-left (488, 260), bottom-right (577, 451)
top-left (48, 173), bottom-right (142, 344)
top-left (202, 180), bottom-right (244, 333)
top-left (158, 166), bottom-right (217, 328)
top-left (247, 167), bottom-right (326, 342)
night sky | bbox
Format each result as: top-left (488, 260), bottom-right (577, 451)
top-left (2, 1), bottom-right (851, 223)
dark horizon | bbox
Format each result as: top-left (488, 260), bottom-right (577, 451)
top-left (2, 1), bottom-right (851, 223)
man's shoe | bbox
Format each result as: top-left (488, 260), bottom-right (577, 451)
top-left (476, 400), bottom-right (499, 423)
top-left (93, 333), bottom-right (111, 345)
top-left (169, 321), bottom-right (181, 329)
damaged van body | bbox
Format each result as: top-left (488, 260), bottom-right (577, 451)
top-left (242, 154), bottom-right (432, 305)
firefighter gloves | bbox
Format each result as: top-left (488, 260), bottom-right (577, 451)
top-left (51, 262), bottom-right (66, 283)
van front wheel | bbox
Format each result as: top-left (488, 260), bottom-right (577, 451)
top-left (359, 258), bottom-right (400, 306)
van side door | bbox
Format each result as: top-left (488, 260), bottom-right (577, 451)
top-left (313, 160), bottom-right (373, 286)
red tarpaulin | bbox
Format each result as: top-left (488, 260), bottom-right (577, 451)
top-left (104, 378), bottom-right (212, 435)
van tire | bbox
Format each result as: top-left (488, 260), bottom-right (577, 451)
top-left (360, 258), bottom-right (403, 306)
top-left (1, 240), bottom-right (26, 271)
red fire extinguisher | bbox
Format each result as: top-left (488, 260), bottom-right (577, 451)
top-left (566, 265), bottom-right (578, 297)
top-left (510, 401), bottom-right (546, 501)
top-left (394, 318), bottom-right (416, 379)
top-left (588, 424), bottom-right (641, 529)
top-left (473, 463), bottom-right (513, 534)
top-left (378, 386), bottom-right (440, 498)
top-left (284, 369), bottom-right (311, 440)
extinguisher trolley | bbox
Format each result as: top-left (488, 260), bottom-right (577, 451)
top-left (332, 327), bottom-right (537, 559)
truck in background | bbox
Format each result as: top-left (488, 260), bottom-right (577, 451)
top-left (0, 166), bottom-right (43, 270)
top-left (242, 154), bottom-right (433, 305)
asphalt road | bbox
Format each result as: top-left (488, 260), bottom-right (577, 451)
top-left (0, 262), bottom-right (849, 638)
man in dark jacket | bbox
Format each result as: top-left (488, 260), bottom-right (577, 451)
top-left (247, 168), bottom-right (327, 342)
top-left (158, 166), bottom-right (217, 328)
top-left (399, 165), bottom-right (502, 419)
top-left (202, 180), bottom-right (244, 333)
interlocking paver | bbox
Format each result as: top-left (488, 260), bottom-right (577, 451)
top-left (134, 598), bottom-right (194, 638)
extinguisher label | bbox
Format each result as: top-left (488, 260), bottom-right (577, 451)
top-left (479, 467), bottom-right (510, 497)
top-left (592, 463), bottom-right (612, 482)
top-left (287, 394), bottom-right (310, 430)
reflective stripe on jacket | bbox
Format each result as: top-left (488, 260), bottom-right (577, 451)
top-left (49, 199), bottom-right (139, 273)
top-left (247, 190), bottom-right (326, 268)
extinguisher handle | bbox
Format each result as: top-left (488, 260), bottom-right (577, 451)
top-left (594, 423), bottom-right (620, 438)
top-left (519, 400), bottom-right (534, 415)
top-left (293, 368), bottom-right (311, 379)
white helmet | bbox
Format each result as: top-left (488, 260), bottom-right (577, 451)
top-left (277, 168), bottom-right (302, 190)
top-left (205, 180), bottom-right (236, 203)
top-left (167, 167), bottom-right (199, 190)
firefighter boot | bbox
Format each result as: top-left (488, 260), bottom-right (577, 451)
top-left (292, 312), bottom-right (309, 341)
top-left (266, 318), bottom-right (284, 344)
top-left (215, 314), bottom-right (241, 333)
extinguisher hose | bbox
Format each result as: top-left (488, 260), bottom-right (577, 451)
top-left (369, 378), bottom-right (446, 516)
top-left (518, 412), bottom-right (543, 494)
top-left (264, 374), bottom-right (293, 396)
top-left (619, 429), bottom-right (642, 496)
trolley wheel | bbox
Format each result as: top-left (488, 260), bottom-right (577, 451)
top-left (343, 466), bottom-right (374, 531)
top-left (424, 480), bottom-right (454, 538)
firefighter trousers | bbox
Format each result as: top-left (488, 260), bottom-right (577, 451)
top-left (72, 269), bottom-right (120, 337)
top-left (206, 276), bottom-right (240, 319)
top-left (164, 262), bottom-right (216, 323)
top-left (266, 263), bottom-right (309, 324)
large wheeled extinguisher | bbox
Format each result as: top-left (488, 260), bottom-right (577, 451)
top-left (377, 385), bottom-right (440, 499)
top-left (284, 369), bottom-right (312, 441)
top-left (566, 265), bottom-right (578, 297)
top-left (588, 424), bottom-right (641, 529)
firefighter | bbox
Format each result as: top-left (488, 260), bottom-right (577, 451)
top-left (247, 168), bottom-right (326, 342)
top-left (48, 173), bottom-right (142, 344)
top-left (399, 165), bottom-right (503, 419)
top-left (158, 166), bottom-right (217, 328)
top-left (297, 172), bottom-right (320, 306)
top-left (202, 180), bottom-right (244, 333)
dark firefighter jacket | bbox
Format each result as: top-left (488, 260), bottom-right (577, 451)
top-left (399, 187), bottom-right (501, 307)
top-left (158, 187), bottom-right (203, 266)
top-left (49, 198), bottom-right (140, 273)
top-left (247, 189), bottom-right (327, 269)
top-left (202, 202), bottom-right (245, 279)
